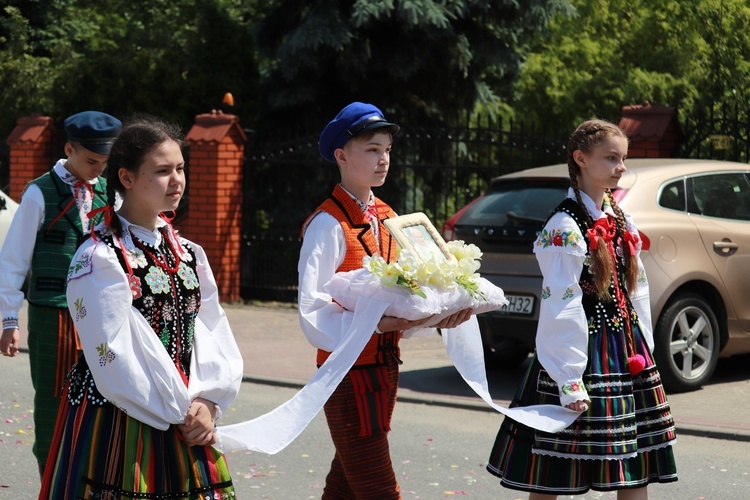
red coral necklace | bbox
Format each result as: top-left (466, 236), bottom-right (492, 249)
top-left (131, 229), bottom-right (181, 274)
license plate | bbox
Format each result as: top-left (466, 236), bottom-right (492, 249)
top-left (495, 294), bottom-right (535, 316)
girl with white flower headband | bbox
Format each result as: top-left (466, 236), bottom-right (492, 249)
top-left (40, 115), bottom-right (243, 499)
top-left (486, 119), bottom-right (678, 499)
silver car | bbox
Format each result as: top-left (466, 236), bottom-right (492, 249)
top-left (443, 159), bottom-right (750, 392)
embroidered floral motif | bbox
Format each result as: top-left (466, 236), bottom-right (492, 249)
top-left (562, 287), bottom-right (574, 300)
top-left (638, 269), bottom-right (647, 283)
top-left (537, 228), bottom-right (582, 249)
top-left (127, 247), bottom-right (148, 268)
top-left (541, 286), bottom-right (551, 300)
top-left (145, 266), bottom-right (170, 294)
top-left (95, 343), bottom-right (116, 366)
top-left (73, 297), bottom-right (87, 321)
top-left (580, 280), bottom-right (596, 295)
top-left (562, 380), bottom-right (585, 395)
top-left (160, 325), bottom-right (170, 347)
top-left (186, 295), bottom-right (198, 314)
top-left (68, 252), bottom-right (91, 279)
top-left (178, 262), bottom-right (199, 289)
top-left (128, 274), bottom-right (142, 300)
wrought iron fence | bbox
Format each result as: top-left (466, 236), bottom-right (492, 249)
top-left (241, 116), bottom-right (568, 300)
top-left (679, 102), bottom-right (750, 162)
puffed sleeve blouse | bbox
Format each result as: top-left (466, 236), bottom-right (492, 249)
top-left (534, 189), bottom-right (652, 407)
top-left (65, 217), bottom-right (244, 429)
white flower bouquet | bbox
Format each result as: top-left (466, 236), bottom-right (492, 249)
top-left (325, 240), bottom-right (508, 327)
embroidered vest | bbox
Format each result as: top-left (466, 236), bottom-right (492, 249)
top-left (547, 198), bottom-right (640, 334)
top-left (66, 228), bottom-right (201, 407)
top-left (28, 171), bottom-right (108, 308)
top-left (307, 185), bottom-right (400, 366)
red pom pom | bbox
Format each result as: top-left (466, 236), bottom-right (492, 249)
top-left (627, 354), bottom-right (646, 375)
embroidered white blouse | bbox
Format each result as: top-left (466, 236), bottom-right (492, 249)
top-left (534, 189), bottom-right (653, 407)
top-left (65, 216), bottom-right (244, 429)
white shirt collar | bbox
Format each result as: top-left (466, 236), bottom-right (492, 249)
top-left (53, 159), bottom-right (99, 186)
top-left (116, 214), bottom-right (168, 246)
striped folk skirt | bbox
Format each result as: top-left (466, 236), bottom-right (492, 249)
top-left (40, 384), bottom-right (235, 499)
top-left (486, 321), bottom-right (678, 495)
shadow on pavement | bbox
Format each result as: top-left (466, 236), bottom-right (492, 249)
top-left (398, 358), bottom-right (531, 401)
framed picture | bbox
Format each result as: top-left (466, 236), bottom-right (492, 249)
top-left (383, 212), bottom-right (455, 263)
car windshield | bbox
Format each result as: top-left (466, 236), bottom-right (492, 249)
top-left (460, 181), bottom-right (569, 226)
top-left (454, 179), bottom-right (569, 251)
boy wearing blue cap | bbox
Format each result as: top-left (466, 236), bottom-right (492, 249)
top-left (298, 102), bottom-right (471, 498)
top-left (0, 110), bottom-right (121, 476)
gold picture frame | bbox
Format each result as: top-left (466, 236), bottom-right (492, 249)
top-left (383, 212), bottom-right (456, 263)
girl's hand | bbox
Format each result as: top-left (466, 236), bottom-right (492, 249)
top-left (177, 397), bottom-right (217, 446)
top-left (565, 399), bottom-right (591, 412)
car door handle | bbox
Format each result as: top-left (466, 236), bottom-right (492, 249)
top-left (713, 238), bottom-right (738, 256)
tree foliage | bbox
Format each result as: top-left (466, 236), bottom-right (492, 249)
top-left (0, 0), bottom-right (260, 139)
top-left (253, 0), bottom-right (573, 128)
top-left (512, 0), bottom-right (750, 131)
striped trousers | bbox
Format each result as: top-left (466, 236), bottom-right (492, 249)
top-left (322, 356), bottom-right (401, 499)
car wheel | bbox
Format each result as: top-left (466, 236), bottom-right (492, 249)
top-left (483, 339), bottom-right (531, 370)
top-left (653, 292), bottom-right (720, 393)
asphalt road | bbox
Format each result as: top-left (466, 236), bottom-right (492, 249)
top-left (3, 351), bottom-right (750, 499)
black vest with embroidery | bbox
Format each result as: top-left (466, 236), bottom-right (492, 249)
top-left (546, 198), bottom-right (639, 335)
top-left (66, 228), bottom-right (201, 407)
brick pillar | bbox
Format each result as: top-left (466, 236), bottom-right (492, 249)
top-left (182, 111), bottom-right (246, 303)
top-left (619, 101), bottom-right (683, 158)
top-left (6, 116), bottom-right (58, 201)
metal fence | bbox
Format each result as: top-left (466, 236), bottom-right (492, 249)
top-left (241, 115), bottom-right (568, 301)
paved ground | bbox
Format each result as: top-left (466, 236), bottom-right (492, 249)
top-left (15, 301), bottom-right (750, 442)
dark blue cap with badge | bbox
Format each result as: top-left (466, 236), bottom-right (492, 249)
top-left (64, 111), bottom-right (122, 155)
top-left (318, 102), bottom-right (400, 163)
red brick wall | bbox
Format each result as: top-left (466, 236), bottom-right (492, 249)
top-left (180, 113), bottom-right (246, 302)
top-left (6, 116), bottom-right (57, 202)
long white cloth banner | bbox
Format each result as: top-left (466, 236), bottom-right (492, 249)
top-left (215, 300), bottom-right (580, 454)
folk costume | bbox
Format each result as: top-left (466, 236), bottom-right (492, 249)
top-left (299, 184), bottom-right (404, 499)
top-left (0, 160), bottom-right (109, 472)
top-left (486, 189), bottom-right (678, 494)
top-left (39, 216), bottom-right (243, 499)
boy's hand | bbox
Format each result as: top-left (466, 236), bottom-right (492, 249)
top-left (178, 397), bottom-right (217, 446)
top-left (1, 328), bottom-right (19, 357)
top-left (376, 307), bottom-right (473, 332)
top-left (433, 308), bottom-right (473, 329)
top-left (377, 315), bottom-right (433, 333)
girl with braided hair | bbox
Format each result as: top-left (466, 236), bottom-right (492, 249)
top-left (40, 115), bottom-right (243, 499)
top-left (486, 119), bottom-right (677, 498)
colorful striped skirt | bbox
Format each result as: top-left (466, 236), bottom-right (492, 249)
top-left (40, 386), bottom-right (235, 499)
top-left (486, 322), bottom-right (678, 494)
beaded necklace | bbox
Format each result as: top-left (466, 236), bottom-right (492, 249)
top-left (131, 227), bottom-right (181, 274)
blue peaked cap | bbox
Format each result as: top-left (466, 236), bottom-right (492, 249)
top-left (318, 102), bottom-right (400, 163)
top-left (64, 111), bottom-right (122, 155)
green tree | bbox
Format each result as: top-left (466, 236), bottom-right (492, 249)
top-left (0, 0), bottom-right (261, 138)
top-left (511, 0), bottom-right (750, 132)
top-left (253, 0), bottom-right (573, 128)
